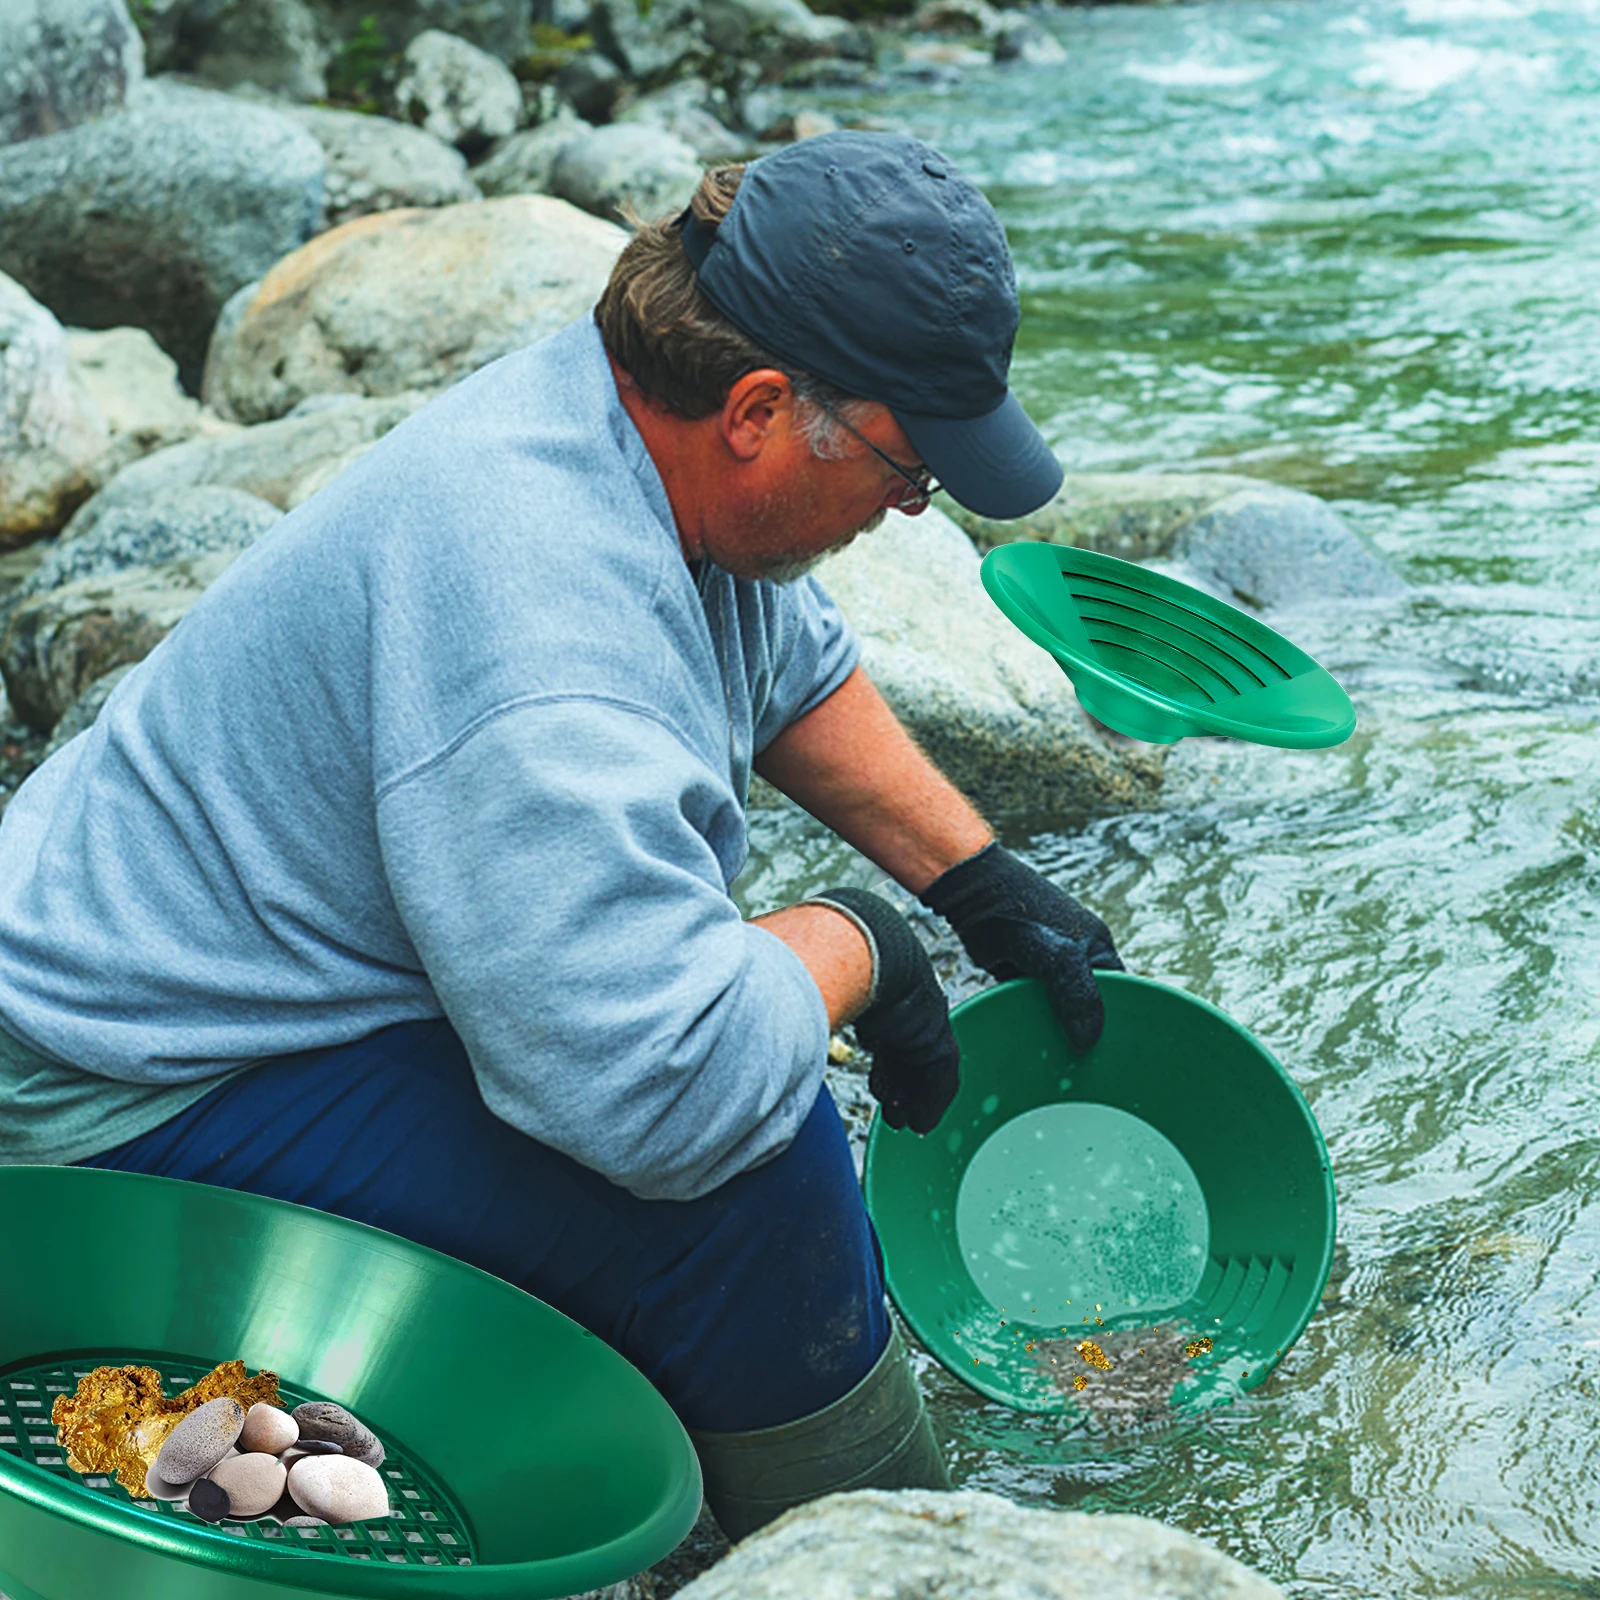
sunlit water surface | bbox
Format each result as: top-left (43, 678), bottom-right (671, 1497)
top-left (733, 3), bottom-right (1600, 1593)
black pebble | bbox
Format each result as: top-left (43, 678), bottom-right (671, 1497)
top-left (295, 1440), bottom-right (343, 1455)
top-left (188, 1478), bottom-right (232, 1523)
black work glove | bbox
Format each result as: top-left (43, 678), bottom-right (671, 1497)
top-left (807, 887), bottom-right (960, 1135)
top-left (918, 842), bottom-right (1123, 1052)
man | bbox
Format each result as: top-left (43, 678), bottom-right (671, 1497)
top-left (0, 133), bottom-right (1122, 1537)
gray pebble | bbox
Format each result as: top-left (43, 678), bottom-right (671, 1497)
top-left (283, 1515), bottom-right (328, 1526)
top-left (155, 1398), bottom-right (245, 1485)
top-left (290, 1402), bottom-right (383, 1469)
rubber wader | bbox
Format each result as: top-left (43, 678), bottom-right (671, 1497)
top-left (687, 1321), bottom-right (951, 1542)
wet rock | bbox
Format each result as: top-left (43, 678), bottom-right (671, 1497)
top-left (201, 199), bottom-right (623, 422)
top-left (670, 1489), bottom-right (1287, 1598)
top-left (472, 116), bottom-right (592, 198)
top-left (287, 1454), bottom-right (390, 1522)
top-left (912, 0), bottom-right (1004, 34)
top-left (74, 393), bottom-right (426, 523)
top-left (0, 80), bottom-right (326, 388)
top-left (154, 1397), bottom-right (245, 1486)
top-left (0, 0), bottom-right (144, 145)
top-left (282, 106), bottom-right (480, 228)
top-left (814, 506), bottom-right (1165, 821)
top-left (238, 1402), bottom-right (298, 1455)
top-left (187, 1475), bottom-right (232, 1523)
top-left (993, 18), bottom-right (1067, 64)
top-left (209, 1452), bottom-right (287, 1518)
top-left (389, 30), bottom-right (522, 156)
top-left (549, 123), bottom-right (702, 224)
top-left (0, 273), bottom-right (112, 547)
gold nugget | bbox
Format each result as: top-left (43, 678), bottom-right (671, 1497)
top-left (52, 1360), bottom-right (282, 1498)
top-left (1077, 1339), bottom-right (1113, 1372)
top-left (1073, 1375), bottom-right (1089, 1391)
top-left (1184, 1336), bottom-right (1214, 1359)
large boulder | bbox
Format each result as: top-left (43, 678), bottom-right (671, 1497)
top-left (949, 471), bottom-right (1402, 609)
top-left (139, 0), bottom-right (328, 102)
top-left (588, 0), bottom-right (712, 88)
top-left (0, 80), bottom-right (325, 390)
top-left (68, 392), bottom-right (428, 533)
top-left (283, 106), bottom-right (480, 227)
top-left (548, 123), bottom-right (703, 224)
top-left (202, 199), bottom-right (625, 423)
top-left (0, 547), bottom-right (242, 732)
top-left (472, 116), bottom-right (593, 198)
top-left (388, 29), bottom-right (522, 155)
top-left (816, 507), bottom-right (1165, 819)
top-left (672, 1490), bottom-right (1286, 1599)
top-left (0, 274), bottom-right (112, 548)
top-left (0, 0), bottom-right (144, 145)
top-left (5, 487), bottom-right (282, 630)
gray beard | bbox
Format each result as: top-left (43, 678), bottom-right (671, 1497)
top-left (761, 507), bottom-right (888, 585)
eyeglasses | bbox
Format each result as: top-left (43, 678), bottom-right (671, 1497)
top-left (817, 402), bottom-right (941, 511)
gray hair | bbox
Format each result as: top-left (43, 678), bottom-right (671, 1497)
top-left (790, 372), bottom-right (879, 462)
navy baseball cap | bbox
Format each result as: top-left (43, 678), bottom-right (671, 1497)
top-left (678, 130), bottom-right (1063, 521)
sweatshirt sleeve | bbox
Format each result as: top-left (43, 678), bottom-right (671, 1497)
top-left (373, 694), bottom-right (829, 1202)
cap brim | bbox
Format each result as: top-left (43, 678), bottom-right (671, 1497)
top-left (895, 390), bottom-right (1063, 521)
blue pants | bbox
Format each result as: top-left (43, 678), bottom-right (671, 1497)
top-left (72, 1019), bottom-right (890, 1433)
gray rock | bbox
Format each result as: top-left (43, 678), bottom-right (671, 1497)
top-left (947, 469), bottom-right (1272, 560)
top-left (1169, 484), bottom-right (1404, 609)
top-left (993, 18), bottom-right (1068, 64)
top-left (201, 198), bottom-right (623, 422)
top-left (618, 80), bottom-right (749, 164)
top-left (389, 29), bottom-right (522, 155)
top-left (700, 0), bottom-right (864, 74)
top-left (65, 324), bottom-right (235, 476)
top-left (588, 0), bottom-right (711, 89)
top-left (0, 273), bottom-right (113, 547)
top-left (11, 487), bottom-right (279, 623)
top-left (153, 1397), bottom-right (246, 1486)
top-left (317, 0), bottom-right (535, 65)
top-left (73, 392), bottom-right (426, 523)
top-left (283, 1515), bottom-right (328, 1526)
top-left (142, 0), bottom-right (328, 101)
top-left (0, 544), bottom-right (242, 731)
top-left (282, 105), bottom-right (480, 227)
top-left (0, 79), bottom-right (326, 389)
top-left (555, 53), bottom-right (626, 124)
top-left (912, 0), bottom-right (1003, 33)
top-left (472, 116), bottom-right (592, 198)
top-left (671, 1489), bottom-right (1286, 1599)
top-left (208, 1452), bottom-right (288, 1518)
top-left (0, 0), bottom-right (144, 145)
top-left (290, 1402), bottom-right (384, 1468)
top-left (815, 507), bottom-right (1165, 819)
top-left (41, 661), bottom-right (133, 758)
top-left (549, 123), bottom-right (702, 224)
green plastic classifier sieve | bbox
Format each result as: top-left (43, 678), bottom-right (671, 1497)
top-left (863, 975), bottom-right (1337, 1414)
top-left (980, 541), bottom-right (1357, 747)
top-left (0, 1166), bottom-right (702, 1600)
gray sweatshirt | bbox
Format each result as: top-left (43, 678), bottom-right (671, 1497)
top-left (0, 316), bottom-right (859, 1199)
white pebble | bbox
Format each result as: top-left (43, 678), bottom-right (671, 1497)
top-left (238, 1402), bottom-right (298, 1455)
top-left (208, 1453), bottom-right (288, 1518)
top-left (287, 1455), bottom-right (390, 1524)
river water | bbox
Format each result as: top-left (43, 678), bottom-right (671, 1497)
top-left (734, 4), bottom-right (1600, 1594)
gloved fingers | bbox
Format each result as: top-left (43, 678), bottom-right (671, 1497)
top-left (1043, 949), bottom-right (1107, 1053)
top-left (866, 1042), bottom-right (961, 1136)
top-left (868, 1057), bottom-right (911, 1131)
top-left (1089, 948), bottom-right (1126, 973)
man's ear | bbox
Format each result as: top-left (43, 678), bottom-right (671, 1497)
top-left (721, 368), bottom-right (796, 462)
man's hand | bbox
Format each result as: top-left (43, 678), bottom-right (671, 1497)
top-left (806, 887), bottom-right (960, 1135)
top-left (918, 843), bottom-right (1123, 1052)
